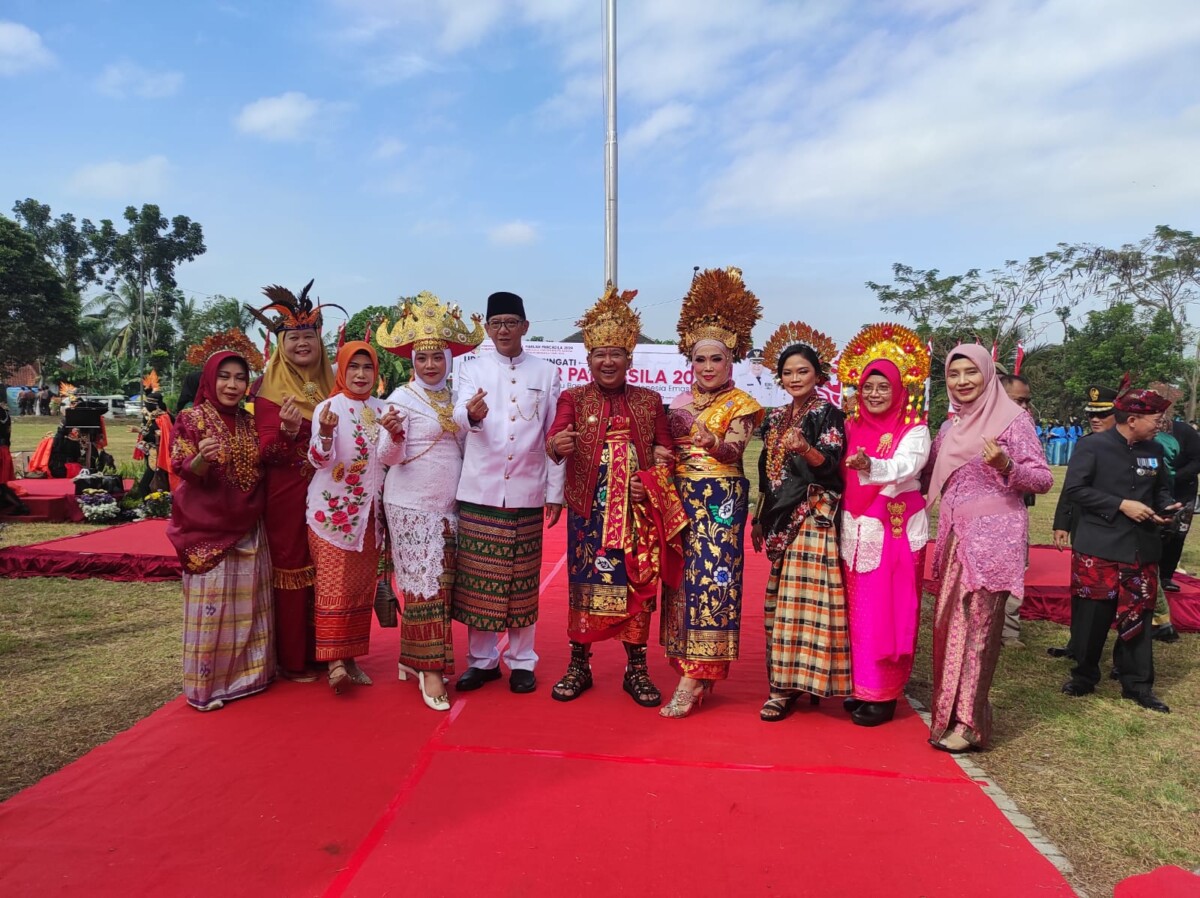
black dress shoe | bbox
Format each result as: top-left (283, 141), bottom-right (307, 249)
top-left (1162, 579), bottom-right (1181, 593)
top-left (851, 700), bottom-right (897, 727)
top-left (1153, 624), bottom-right (1180, 643)
top-left (1121, 690), bottom-right (1170, 713)
top-left (509, 669), bottom-right (537, 693)
top-left (1061, 680), bottom-right (1093, 697)
top-left (1046, 646), bottom-right (1072, 658)
top-left (842, 697), bottom-right (863, 713)
top-left (456, 666), bottom-right (502, 691)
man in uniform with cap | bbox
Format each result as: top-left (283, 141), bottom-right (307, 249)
top-left (451, 291), bottom-right (565, 694)
top-left (1059, 384), bottom-right (1177, 712)
top-left (737, 347), bottom-right (786, 409)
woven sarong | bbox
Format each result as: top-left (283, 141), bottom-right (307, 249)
top-left (181, 524), bottom-right (275, 709)
top-left (763, 515), bottom-right (852, 696)
top-left (309, 508), bottom-right (380, 661)
top-left (399, 521), bottom-right (457, 673)
top-left (452, 502), bottom-right (543, 631)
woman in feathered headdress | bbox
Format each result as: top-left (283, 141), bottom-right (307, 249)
top-left (836, 324), bottom-right (931, 727)
top-left (245, 279), bottom-right (339, 681)
top-left (659, 267), bottom-right (764, 718)
top-left (751, 321), bottom-right (850, 720)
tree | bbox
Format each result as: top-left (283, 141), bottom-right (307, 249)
top-left (1080, 225), bottom-right (1200, 332)
top-left (0, 215), bottom-right (79, 370)
top-left (11, 198), bottom-right (101, 298)
top-left (1059, 303), bottom-right (1184, 406)
top-left (90, 204), bottom-right (206, 373)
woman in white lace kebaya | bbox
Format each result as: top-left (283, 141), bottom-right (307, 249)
top-left (378, 293), bottom-right (484, 711)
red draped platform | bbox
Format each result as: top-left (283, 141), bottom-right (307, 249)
top-left (0, 519), bottom-right (179, 581)
top-left (0, 523), bottom-right (1077, 897)
top-left (1, 478), bottom-right (134, 524)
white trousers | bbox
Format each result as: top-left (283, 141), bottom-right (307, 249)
top-left (466, 624), bottom-right (538, 671)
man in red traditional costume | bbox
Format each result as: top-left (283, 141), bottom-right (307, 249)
top-left (545, 285), bottom-right (683, 706)
top-left (246, 280), bottom-right (341, 681)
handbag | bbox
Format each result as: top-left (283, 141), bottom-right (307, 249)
top-left (373, 577), bottom-right (399, 628)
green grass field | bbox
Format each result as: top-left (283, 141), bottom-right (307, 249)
top-left (1, 433), bottom-right (1196, 895)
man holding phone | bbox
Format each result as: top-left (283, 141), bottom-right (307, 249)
top-left (1059, 385), bottom-right (1178, 712)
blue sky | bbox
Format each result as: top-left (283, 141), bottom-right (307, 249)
top-left (3, 0), bottom-right (1200, 350)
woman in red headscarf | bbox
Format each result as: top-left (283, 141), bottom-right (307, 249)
top-left (923, 344), bottom-right (1052, 752)
top-left (306, 342), bottom-right (406, 693)
top-left (168, 351), bottom-right (275, 711)
top-left (840, 355), bottom-right (931, 728)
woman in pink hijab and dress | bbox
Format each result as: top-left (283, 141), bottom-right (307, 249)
top-left (924, 343), bottom-right (1052, 752)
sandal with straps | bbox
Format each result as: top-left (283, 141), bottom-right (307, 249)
top-left (622, 644), bottom-right (662, 707)
top-left (760, 693), bottom-right (799, 722)
top-left (552, 642), bottom-right (593, 703)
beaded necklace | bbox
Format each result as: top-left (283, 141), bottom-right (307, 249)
top-left (764, 393), bottom-right (820, 486)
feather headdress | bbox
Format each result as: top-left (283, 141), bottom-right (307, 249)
top-left (763, 321), bottom-right (838, 376)
top-left (579, 284), bottom-right (641, 354)
top-left (676, 266), bottom-right (761, 361)
top-left (245, 279), bottom-right (346, 334)
top-left (837, 322), bottom-right (928, 423)
top-left (185, 328), bottom-right (267, 372)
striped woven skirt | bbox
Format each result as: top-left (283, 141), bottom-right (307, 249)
top-left (308, 510), bottom-right (381, 661)
top-left (181, 524), bottom-right (275, 709)
top-left (763, 516), bottom-right (852, 697)
top-left (452, 502), bottom-right (543, 631)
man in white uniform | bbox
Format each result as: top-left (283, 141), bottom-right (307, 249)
top-left (452, 291), bottom-right (565, 693)
top-left (737, 348), bottom-right (786, 409)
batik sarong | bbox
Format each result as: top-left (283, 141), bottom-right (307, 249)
top-left (182, 524), bottom-right (275, 709)
top-left (452, 502), bottom-right (543, 631)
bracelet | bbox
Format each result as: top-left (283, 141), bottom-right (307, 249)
top-left (282, 427), bottom-right (298, 438)
top-left (319, 433), bottom-right (333, 444)
top-left (1002, 457), bottom-right (1014, 474)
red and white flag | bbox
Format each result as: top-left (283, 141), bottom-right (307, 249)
top-left (1013, 342), bottom-right (1026, 375)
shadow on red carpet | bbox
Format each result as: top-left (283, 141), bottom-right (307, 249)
top-left (0, 523), bottom-right (1079, 897)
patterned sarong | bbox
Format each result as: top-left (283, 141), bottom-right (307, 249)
top-left (309, 508), bottom-right (380, 660)
top-left (452, 502), bottom-right (544, 631)
top-left (1070, 551), bottom-right (1158, 641)
top-left (763, 515), bottom-right (852, 696)
top-left (398, 521), bottom-right (457, 673)
top-left (660, 475), bottom-right (747, 680)
top-left (182, 524), bottom-right (275, 709)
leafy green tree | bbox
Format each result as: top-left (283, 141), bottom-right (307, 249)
top-left (11, 198), bottom-right (101, 298)
top-left (1059, 303), bottom-right (1183, 405)
top-left (0, 215), bottom-right (79, 370)
top-left (343, 304), bottom-right (410, 393)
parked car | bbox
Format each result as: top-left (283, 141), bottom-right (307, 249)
top-left (80, 395), bottom-right (138, 418)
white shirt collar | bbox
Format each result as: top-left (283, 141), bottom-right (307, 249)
top-left (492, 349), bottom-right (526, 367)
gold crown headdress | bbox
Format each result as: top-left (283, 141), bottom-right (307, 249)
top-left (245, 279), bottom-right (347, 334)
top-left (186, 328), bottom-right (267, 372)
top-left (376, 290), bottom-right (485, 358)
top-left (579, 284), bottom-right (641, 354)
top-left (676, 266), bottom-right (762, 361)
top-left (762, 321), bottom-right (838, 380)
top-left (837, 322), bottom-right (930, 424)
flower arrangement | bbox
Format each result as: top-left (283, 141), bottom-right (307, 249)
top-left (77, 489), bottom-right (121, 523)
top-left (136, 490), bottom-right (173, 520)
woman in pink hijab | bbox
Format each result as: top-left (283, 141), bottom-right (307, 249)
top-left (923, 344), bottom-right (1051, 752)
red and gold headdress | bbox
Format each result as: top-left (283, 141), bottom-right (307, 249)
top-left (837, 323), bottom-right (930, 424)
top-left (185, 328), bottom-right (267, 372)
top-left (579, 284), bottom-right (641, 354)
top-left (676, 266), bottom-right (761, 361)
top-left (376, 291), bottom-right (485, 358)
top-left (762, 321), bottom-right (838, 379)
top-left (245, 279), bottom-right (346, 335)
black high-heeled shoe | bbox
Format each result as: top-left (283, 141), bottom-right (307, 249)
top-left (843, 697), bottom-right (862, 713)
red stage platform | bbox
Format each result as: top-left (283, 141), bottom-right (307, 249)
top-left (1, 478), bottom-right (134, 524)
top-left (0, 519), bottom-right (179, 581)
top-left (0, 523), bottom-right (1077, 897)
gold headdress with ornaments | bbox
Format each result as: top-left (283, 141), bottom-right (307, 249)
top-left (676, 266), bottom-right (762, 361)
top-left (186, 328), bottom-right (266, 372)
top-left (376, 290), bottom-right (485, 358)
top-left (579, 284), bottom-right (641, 354)
top-left (837, 322), bottom-right (930, 424)
top-left (762, 321), bottom-right (839, 377)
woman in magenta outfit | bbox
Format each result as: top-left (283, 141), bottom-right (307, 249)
top-left (925, 344), bottom-right (1052, 752)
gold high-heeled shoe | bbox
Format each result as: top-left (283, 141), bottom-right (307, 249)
top-left (659, 681), bottom-right (712, 719)
top-left (346, 660), bottom-right (373, 686)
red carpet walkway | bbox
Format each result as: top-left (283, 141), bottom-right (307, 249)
top-left (0, 524), bottom-right (1075, 897)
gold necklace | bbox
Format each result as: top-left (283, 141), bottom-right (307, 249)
top-left (407, 383), bottom-right (458, 433)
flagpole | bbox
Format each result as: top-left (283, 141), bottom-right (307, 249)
top-left (603, 0), bottom-right (618, 287)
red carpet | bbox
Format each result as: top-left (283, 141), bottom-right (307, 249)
top-left (1, 478), bottom-right (134, 524)
top-left (923, 544), bottom-right (1200, 633)
top-left (0, 524), bottom-right (1075, 897)
top-left (0, 519), bottom-right (179, 581)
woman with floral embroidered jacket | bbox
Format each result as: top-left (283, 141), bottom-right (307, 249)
top-left (751, 329), bottom-right (850, 722)
top-left (306, 341), bottom-right (406, 693)
top-left (168, 351), bottom-right (275, 712)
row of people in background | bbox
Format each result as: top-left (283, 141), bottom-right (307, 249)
top-left (166, 270), bottom-right (1181, 755)
top-left (1037, 416), bottom-right (1084, 466)
top-left (11, 386), bottom-right (51, 416)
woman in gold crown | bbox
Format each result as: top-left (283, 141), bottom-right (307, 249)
top-left (750, 324), bottom-right (850, 720)
top-left (659, 268), bottom-right (764, 718)
top-left (376, 293), bottom-right (484, 711)
top-left (837, 325), bottom-right (932, 728)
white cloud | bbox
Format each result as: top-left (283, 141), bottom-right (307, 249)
top-left (624, 103), bottom-right (695, 152)
top-left (67, 155), bottom-right (170, 199)
top-left (372, 137), bottom-right (406, 159)
top-left (0, 21), bottom-right (54, 75)
top-left (234, 92), bottom-right (325, 140)
top-left (96, 60), bottom-right (183, 99)
top-left (488, 220), bottom-right (538, 246)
